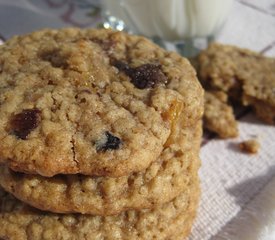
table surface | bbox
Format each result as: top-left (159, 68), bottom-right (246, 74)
top-left (0, 1), bottom-right (274, 240)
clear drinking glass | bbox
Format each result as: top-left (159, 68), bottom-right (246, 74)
top-left (101, 0), bottom-right (233, 57)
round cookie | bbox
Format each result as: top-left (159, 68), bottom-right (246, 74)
top-left (0, 28), bottom-right (203, 177)
top-left (0, 176), bottom-right (200, 240)
top-left (0, 120), bottom-right (202, 215)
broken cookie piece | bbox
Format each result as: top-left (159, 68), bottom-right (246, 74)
top-left (204, 91), bottom-right (238, 138)
top-left (197, 43), bottom-right (275, 125)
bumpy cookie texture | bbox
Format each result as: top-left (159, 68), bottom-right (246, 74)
top-left (198, 43), bottom-right (275, 124)
top-left (0, 28), bottom-right (203, 177)
top-left (0, 177), bottom-right (200, 240)
top-left (0, 120), bottom-right (202, 215)
top-left (204, 91), bottom-right (238, 138)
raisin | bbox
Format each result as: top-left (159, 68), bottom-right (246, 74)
top-left (128, 64), bottom-right (168, 89)
top-left (10, 109), bottom-right (41, 140)
top-left (112, 60), bottom-right (167, 89)
top-left (97, 131), bottom-right (122, 152)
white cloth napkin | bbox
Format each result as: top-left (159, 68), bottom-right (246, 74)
top-left (215, 175), bottom-right (275, 240)
top-left (189, 113), bottom-right (275, 240)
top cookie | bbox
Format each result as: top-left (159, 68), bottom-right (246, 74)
top-left (0, 28), bottom-right (203, 177)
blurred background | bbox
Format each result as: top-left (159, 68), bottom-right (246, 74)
top-left (0, 0), bottom-right (275, 56)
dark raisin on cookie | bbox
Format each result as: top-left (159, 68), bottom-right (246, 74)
top-left (97, 131), bottom-right (122, 152)
top-left (10, 109), bottom-right (41, 140)
top-left (112, 60), bottom-right (168, 89)
top-left (128, 64), bottom-right (168, 89)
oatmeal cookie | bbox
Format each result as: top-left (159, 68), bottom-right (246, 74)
top-left (0, 28), bottom-right (203, 177)
top-left (198, 43), bottom-right (275, 124)
top-left (204, 91), bottom-right (238, 138)
top-left (0, 176), bottom-right (200, 240)
top-left (0, 120), bottom-right (202, 215)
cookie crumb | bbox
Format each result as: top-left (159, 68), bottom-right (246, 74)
top-left (239, 139), bottom-right (260, 154)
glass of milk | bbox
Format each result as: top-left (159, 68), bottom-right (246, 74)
top-left (101, 0), bottom-right (233, 56)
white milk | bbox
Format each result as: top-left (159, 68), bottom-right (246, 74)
top-left (101, 0), bottom-right (233, 41)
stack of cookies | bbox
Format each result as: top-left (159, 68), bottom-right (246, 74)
top-left (0, 28), bottom-right (203, 240)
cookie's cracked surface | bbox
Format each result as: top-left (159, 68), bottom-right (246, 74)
top-left (0, 28), bottom-right (203, 177)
